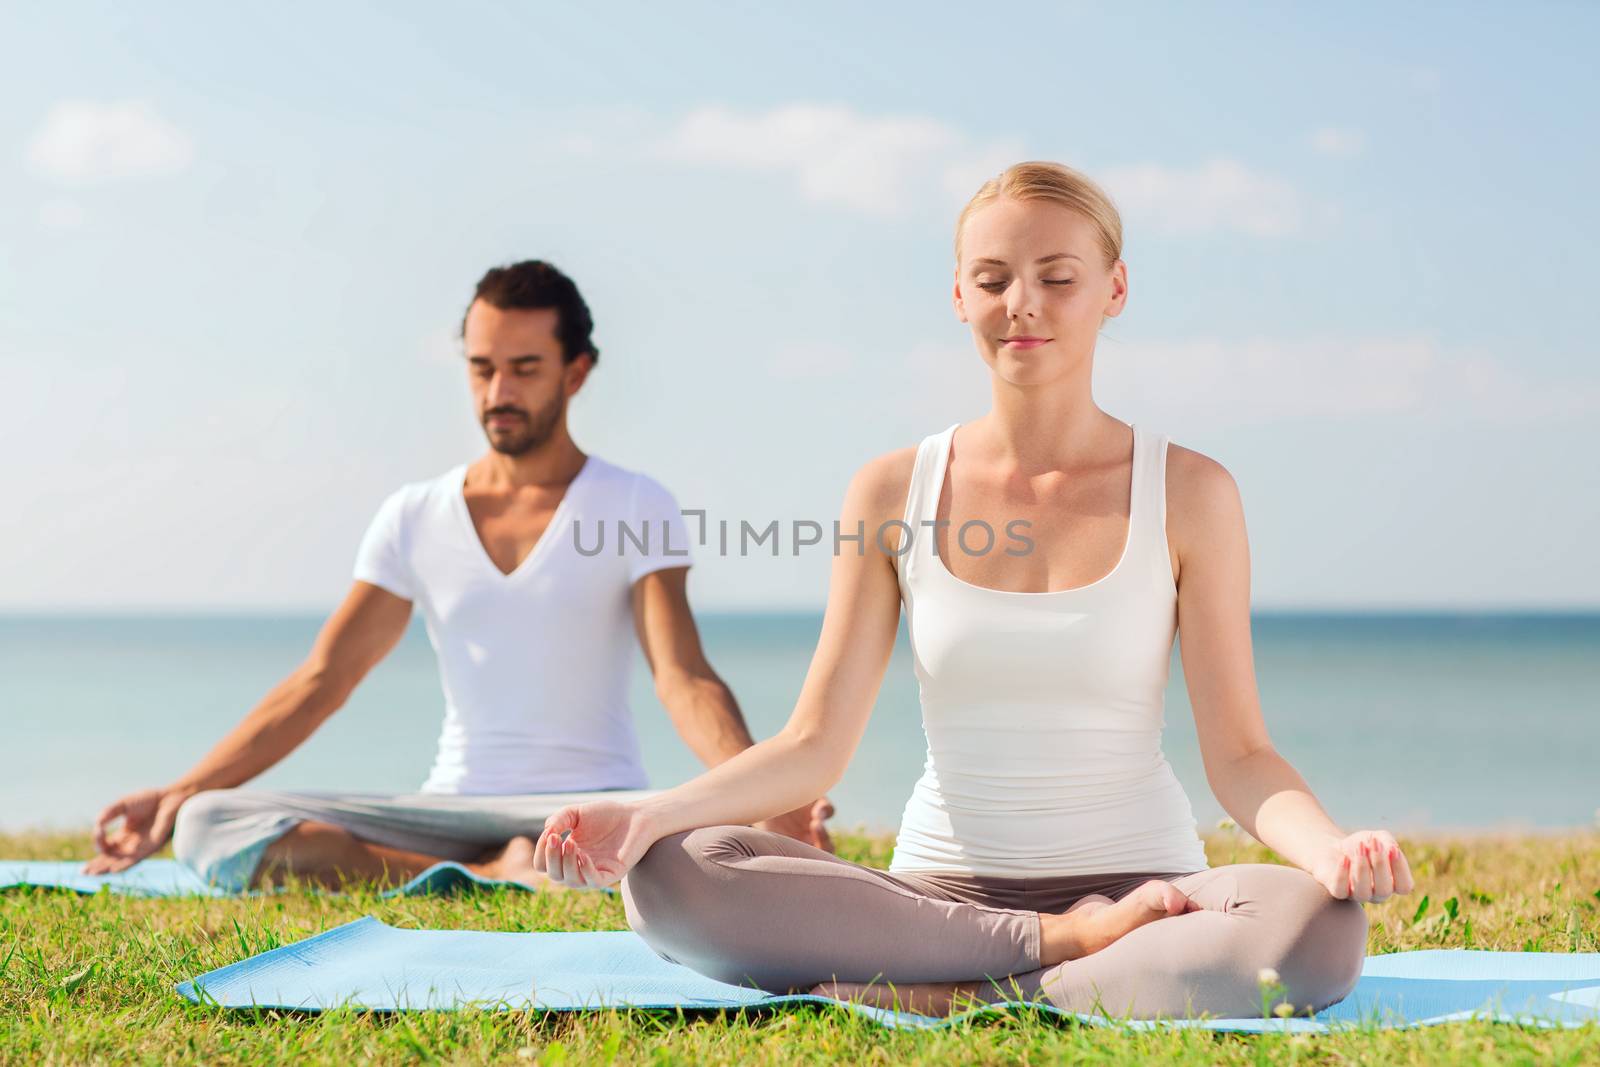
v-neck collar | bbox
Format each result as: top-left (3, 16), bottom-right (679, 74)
top-left (452, 456), bottom-right (593, 581)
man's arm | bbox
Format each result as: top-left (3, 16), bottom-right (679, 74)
top-left (629, 566), bottom-right (834, 850)
top-left (630, 566), bottom-right (755, 766)
top-left (85, 580), bottom-right (413, 872)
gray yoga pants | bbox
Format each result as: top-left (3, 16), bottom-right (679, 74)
top-left (622, 825), bottom-right (1368, 1019)
top-left (171, 787), bottom-right (660, 891)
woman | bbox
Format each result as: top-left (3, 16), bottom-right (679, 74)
top-left (530, 161), bottom-right (1415, 1020)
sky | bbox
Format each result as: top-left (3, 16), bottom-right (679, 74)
top-left (2, 2), bottom-right (1597, 612)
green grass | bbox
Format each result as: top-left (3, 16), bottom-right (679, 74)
top-left (2, 828), bottom-right (1598, 1064)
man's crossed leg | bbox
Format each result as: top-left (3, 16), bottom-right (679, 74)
top-left (171, 787), bottom-right (662, 891)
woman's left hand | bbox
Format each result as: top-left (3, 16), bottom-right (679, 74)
top-left (1311, 830), bottom-right (1415, 902)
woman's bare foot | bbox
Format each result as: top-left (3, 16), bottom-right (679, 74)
top-left (1038, 880), bottom-right (1198, 965)
top-left (468, 836), bottom-right (559, 890)
top-left (808, 978), bottom-right (1003, 1017)
top-left (1065, 892), bottom-right (1115, 915)
top-left (806, 888), bottom-right (1194, 1018)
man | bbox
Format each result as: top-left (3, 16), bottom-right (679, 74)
top-left (85, 260), bottom-right (834, 890)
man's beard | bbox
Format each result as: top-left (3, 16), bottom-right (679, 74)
top-left (482, 391), bottom-right (564, 456)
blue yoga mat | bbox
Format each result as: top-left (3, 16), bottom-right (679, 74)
top-left (176, 916), bottom-right (1600, 1031)
top-left (0, 859), bottom-right (592, 898)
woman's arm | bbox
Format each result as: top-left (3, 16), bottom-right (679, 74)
top-left (532, 450), bottom-right (914, 886)
top-left (1169, 448), bottom-right (1414, 902)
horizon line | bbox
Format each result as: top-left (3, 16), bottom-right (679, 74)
top-left (2, 605), bottom-right (1597, 620)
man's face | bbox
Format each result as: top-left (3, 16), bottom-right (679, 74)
top-left (462, 300), bottom-right (590, 456)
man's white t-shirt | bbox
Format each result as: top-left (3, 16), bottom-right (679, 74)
top-left (351, 455), bottom-right (693, 795)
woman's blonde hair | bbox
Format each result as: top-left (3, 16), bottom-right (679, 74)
top-left (954, 161), bottom-right (1123, 268)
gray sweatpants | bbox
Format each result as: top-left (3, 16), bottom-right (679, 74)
top-left (171, 787), bottom-right (661, 891)
top-left (622, 825), bottom-right (1368, 1019)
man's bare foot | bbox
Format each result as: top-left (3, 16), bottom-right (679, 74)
top-left (1038, 880), bottom-right (1198, 965)
top-left (468, 836), bottom-right (559, 890)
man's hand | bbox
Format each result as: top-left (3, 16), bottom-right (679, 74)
top-left (753, 796), bottom-right (836, 853)
top-left (84, 787), bottom-right (189, 874)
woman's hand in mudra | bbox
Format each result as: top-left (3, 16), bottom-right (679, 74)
top-left (1312, 829), bottom-right (1415, 902)
top-left (532, 800), bottom-right (656, 889)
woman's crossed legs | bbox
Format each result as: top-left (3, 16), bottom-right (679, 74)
top-left (620, 825), bottom-right (1366, 1020)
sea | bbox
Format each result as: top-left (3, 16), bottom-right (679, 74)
top-left (2, 612), bottom-right (1596, 836)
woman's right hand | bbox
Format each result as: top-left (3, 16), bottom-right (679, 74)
top-left (532, 800), bottom-right (658, 888)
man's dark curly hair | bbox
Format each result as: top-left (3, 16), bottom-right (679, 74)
top-left (462, 260), bottom-right (599, 366)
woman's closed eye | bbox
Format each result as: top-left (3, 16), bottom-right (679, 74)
top-left (974, 279), bottom-right (1075, 292)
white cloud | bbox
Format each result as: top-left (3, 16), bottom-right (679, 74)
top-left (24, 100), bottom-right (194, 183)
top-left (658, 103), bottom-right (960, 216)
top-left (1100, 158), bottom-right (1305, 238)
top-left (657, 103), bottom-right (1024, 219)
top-left (938, 139), bottom-right (1028, 204)
top-left (553, 101), bottom-right (1021, 218)
top-left (768, 340), bottom-right (855, 380)
top-left (1445, 351), bottom-right (1600, 421)
top-left (37, 197), bottom-right (87, 229)
top-left (596, 104), bottom-right (1315, 239)
top-left (1408, 67), bottom-right (1443, 94)
top-left (1095, 336), bottom-right (1600, 422)
top-left (1308, 127), bottom-right (1367, 158)
top-left (1099, 336), bottom-right (1437, 417)
top-left (909, 332), bottom-right (1600, 425)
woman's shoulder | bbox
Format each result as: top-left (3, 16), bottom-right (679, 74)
top-left (835, 444), bottom-right (923, 560)
top-left (1164, 439), bottom-right (1236, 494)
top-left (843, 444), bottom-right (920, 522)
top-left (1162, 438), bottom-right (1247, 559)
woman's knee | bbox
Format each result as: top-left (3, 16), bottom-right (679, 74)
top-left (621, 825), bottom-right (783, 983)
top-left (1260, 867), bottom-right (1368, 1010)
top-left (629, 823), bottom-right (774, 886)
top-left (622, 826), bottom-right (753, 936)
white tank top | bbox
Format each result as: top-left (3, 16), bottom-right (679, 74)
top-left (888, 421), bottom-right (1209, 877)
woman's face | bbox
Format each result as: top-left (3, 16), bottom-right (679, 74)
top-left (953, 197), bottom-right (1127, 386)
